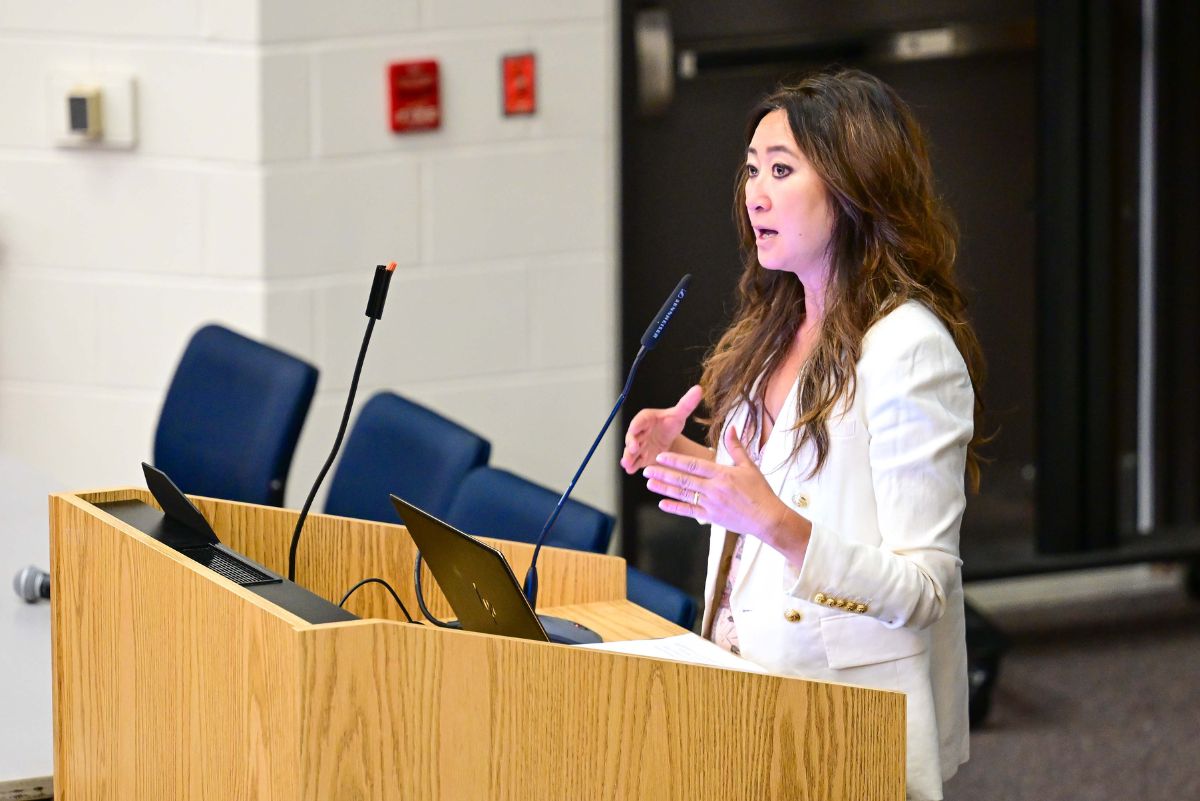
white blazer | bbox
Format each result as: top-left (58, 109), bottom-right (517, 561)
top-left (701, 301), bottom-right (972, 801)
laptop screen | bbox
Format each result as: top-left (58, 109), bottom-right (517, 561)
top-left (390, 494), bottom-right (549, 643)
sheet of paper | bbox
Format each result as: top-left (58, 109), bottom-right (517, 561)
top-left (578, 632), bottom-right (770, 674)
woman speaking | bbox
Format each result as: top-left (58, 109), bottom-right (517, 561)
top-left (621, 69), bottom-right (985, 801)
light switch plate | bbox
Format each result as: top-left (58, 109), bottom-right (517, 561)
top-left (47, 69), bottom-right (137, 149)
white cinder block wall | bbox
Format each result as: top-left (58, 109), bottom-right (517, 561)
top-left (0, 0), bottom-right (620, 517)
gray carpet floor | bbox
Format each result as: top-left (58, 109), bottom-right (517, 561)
top-left (943, 587), bottom-right (1200, 800)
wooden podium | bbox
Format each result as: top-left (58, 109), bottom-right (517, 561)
top-left (49, 488), bottom-right (905, 800)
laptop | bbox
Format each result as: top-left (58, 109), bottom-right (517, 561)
top-left (93, 463), bottom-right (357, 625)
top-left (389, 494), bottom-right (601, 645)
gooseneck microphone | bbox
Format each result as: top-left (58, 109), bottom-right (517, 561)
top-left (13, 565), bottom-right (51, 603)
top-left (287, 262), bottom-right (396, 582)
top-left (522, 273), bottom-right (692, 608)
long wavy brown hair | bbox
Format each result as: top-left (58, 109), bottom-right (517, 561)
top-left (700, 68), bottom-right (987, 490)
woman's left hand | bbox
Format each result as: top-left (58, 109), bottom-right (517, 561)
top-left (645, 425), bottom-right (796, 543)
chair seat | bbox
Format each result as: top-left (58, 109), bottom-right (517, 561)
top-left (626, 566), bottom-right (698, 630)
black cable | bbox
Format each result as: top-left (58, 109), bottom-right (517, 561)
top-left (286, 317), bottom-right (374, 581)
top-left (413, 551), bottom-right (455, 628)
top-left (337, 577), bottom-right (418, 623)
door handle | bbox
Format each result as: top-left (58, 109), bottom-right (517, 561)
top-left (635, 7), bottom-right (674, 117)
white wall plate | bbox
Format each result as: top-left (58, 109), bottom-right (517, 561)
top-left (47, 69), bottom-right (137, 149)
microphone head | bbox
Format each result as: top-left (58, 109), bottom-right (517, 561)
top-left (14, 565), bottom-right (50, 603)
top-left (640, 273), bottom-right (692, 350)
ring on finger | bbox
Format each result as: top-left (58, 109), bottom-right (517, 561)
top-left (692, 490), bottom-right (701, 506)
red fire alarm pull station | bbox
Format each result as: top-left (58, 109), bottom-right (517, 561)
top-left (502, 52), bottom-right (536, 116)
top-left (389, 60), bottom-right (440, 133)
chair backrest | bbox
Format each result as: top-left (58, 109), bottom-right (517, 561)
top-left (153, 324), bottom-right (317, 507)
top-left (445, 466), bottom-right (696, 629)
top-left (444, 467), bottom-right (614, 554)
top-left (323, 392), bottom-right (491, 524)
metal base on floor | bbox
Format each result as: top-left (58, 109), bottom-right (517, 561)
top-left (0, 777), bottom-right (53, 801)
top-left (965, 600), bottom-right (1010, 728)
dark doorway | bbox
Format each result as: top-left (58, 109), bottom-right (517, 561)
top-left (619, 2), bottom-right (1040, 596)
top-left (620, 0), bottom-right (1200, 601)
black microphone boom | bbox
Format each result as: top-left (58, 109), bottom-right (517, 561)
top-left (522, 273), bottom-right (692, 607)
top-left (286, 262), bottom-right (396, 582)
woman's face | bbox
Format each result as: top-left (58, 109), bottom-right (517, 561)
top-left (744, 109), bottom-right (835, 280)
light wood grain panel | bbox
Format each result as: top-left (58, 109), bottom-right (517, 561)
top-left (189, 499), bottom-right (626, 619)
top-left (538, 599), bottom-right (686, 641)
top-left (79, 488), bottom-right (625, 619)
top-left (51, 492), bottom-right (304, 801)
top-left (53, 490), bottom-right (905, 801)
top-left (73, 487), bottom-right (154, 505)
top-left (299, 619), bottom-right (905, 801)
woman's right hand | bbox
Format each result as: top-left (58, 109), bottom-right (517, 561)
top-left (620, 384), bottom-right (705, 474)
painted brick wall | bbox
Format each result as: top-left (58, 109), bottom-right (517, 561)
top-left (0, 0), bottom-right (619, 517)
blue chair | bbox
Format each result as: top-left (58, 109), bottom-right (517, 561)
top-left (445, 467), bottom-right (613, 553)
top-left (445, 466), bottom-right (698, 630)
top-left (625, 567), bottom-right (698, 631)
top-left (324, 392), bottom-right (491, 524)
top-left (154, 323), bottom-right (317, 507)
